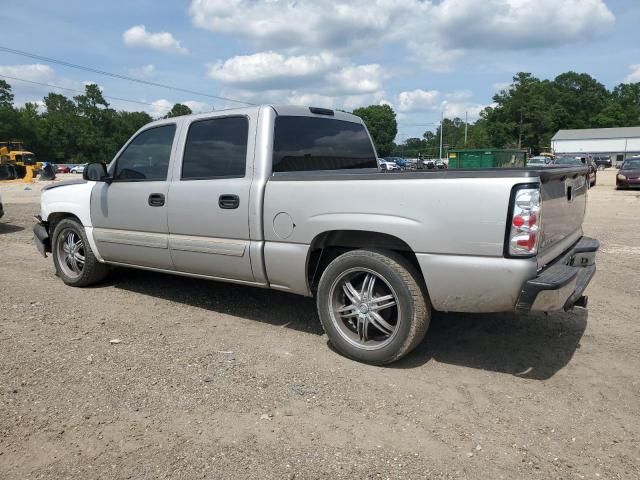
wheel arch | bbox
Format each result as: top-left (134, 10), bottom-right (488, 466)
top-left (47, 212), bottom-right (82, 235)
top-left (46, 211), bottom-right (104, 263)
top-left (306, 229), bottom-right (426, 296)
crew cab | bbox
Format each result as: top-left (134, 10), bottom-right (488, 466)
top-left (33, 105), bottom-right (598, 365)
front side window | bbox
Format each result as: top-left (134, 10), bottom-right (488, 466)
top-left (182, 116), bottom-right (248, 180)
top-left (114, 124), bottom-right (176, 181)
top-left (272, 116), bottom-right (377, 172)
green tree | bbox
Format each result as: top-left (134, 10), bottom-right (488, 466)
top-left (552, 72), bottom-right (609, 129)
top-left (0, 80), bottom-right (17, 140)
top-left (112, 110), bottom-right (152, 148)
top-left (74, 84), bottom-right (118, 162)
top-left (352, 104), bottom-right (398, 156)
top-left (165, 103), bottom-right (192, 118)
top-left (607, 83), bottom-right (640, 126)
top-left (40, 92), bottom-right (80, 162)
top-left (0, 79), bottom-right (14, 108)
top-left (15, 103), bottom-right (43, 153)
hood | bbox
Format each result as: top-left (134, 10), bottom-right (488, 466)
top-left (41, 178), bottom-right (87, 191)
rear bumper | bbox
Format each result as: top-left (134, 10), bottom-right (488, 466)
top-left (516, 236), bottom-right (598, 312)
top-left (33, 217), bottom-right (50, 257)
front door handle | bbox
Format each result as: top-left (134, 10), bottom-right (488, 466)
top-left (148, 193), bottom-right (165, 207)
top-left (219, 194), bottom-right (240, 209)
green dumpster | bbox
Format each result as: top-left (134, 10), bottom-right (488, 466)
top-left (447, 149), bottom-right (527, 169)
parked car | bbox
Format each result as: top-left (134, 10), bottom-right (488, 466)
top-left (56, 164), bottom-right (71, 174)
top-left (527, 156), bottom-right (552, 168)
top-left (435, 160), bottom-right (447, 169)
top-left (616, 158), bottom-right (640, 189)
top-left (70, 164), bottom-right (86, 174)
top-left (423, 159), bottom-right (436, 169)
top-left (33, 105), bottom-right (598, 365)
top-left (553, 156), bottom-right (596, 186)
top-left (383, 157), bottom-right (409, 169)
top-left (592, 155), bottom-right (612, 169)
top-left (378, 159), bottom-right (399, 172)
top-left (585, 157), bottom-right (598, 186)
top-left (0, 192), bottom-right (4, 220)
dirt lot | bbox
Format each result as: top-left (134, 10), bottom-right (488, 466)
top-left (1, 170), bottom-right (639, 479)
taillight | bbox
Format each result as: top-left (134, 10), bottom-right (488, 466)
top-left (508, 187), bottom-right (541, 256)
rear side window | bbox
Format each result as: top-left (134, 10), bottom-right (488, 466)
top-left (182, 116), bottom-right (248, 180)
top-left (272, 116), bottom-right (377, 172)
top-left (114, 125), bottom-right (176, 181)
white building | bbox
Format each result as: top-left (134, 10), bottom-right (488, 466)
top-left (551, 126), bottom-right (640, 165)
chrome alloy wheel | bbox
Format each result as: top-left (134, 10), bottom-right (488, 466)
top-left (56, 228), bottom-right (85, 279)
top-left (328, 268), bottom-right (401, 350)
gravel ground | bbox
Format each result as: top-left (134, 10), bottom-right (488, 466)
top-left (1, 170), bottom-right (639, 479)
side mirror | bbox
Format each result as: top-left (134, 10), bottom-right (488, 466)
top-left (83, 162), bottom-right (109, 182)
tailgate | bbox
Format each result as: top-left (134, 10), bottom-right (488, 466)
top-left (537, 167), bottom-right (588, 268)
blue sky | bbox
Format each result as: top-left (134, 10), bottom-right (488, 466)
top-left (1, 0), bottom-right (639, 140)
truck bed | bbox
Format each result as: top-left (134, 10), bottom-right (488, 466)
top-left (270, 166), bottom-right (588, 182)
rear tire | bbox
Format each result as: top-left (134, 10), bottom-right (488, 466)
top-left (316, 249), bottom-right (431, 365)
top-left (52, 218), bottom-right (108, 287)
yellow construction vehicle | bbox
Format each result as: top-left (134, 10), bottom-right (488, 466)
top-left (0, 141), bottom-right (40, 182)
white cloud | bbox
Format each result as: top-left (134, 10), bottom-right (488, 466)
top-left (0, 63), bottom-right (55, 83)
top-left (129, 64), bottom-right (156, 78)
top-left (394, 88), bottom-right (486, 121)
top-left (207, 51), bottom-right (339, 87)
top-left (0, 63), bottom-right (87, 100)
top-left (398, 89), bottom-right (441, 113)
top-left (433, 0), bottom-right (614, 51)
top-left (149, 99), bottom-right (173, 118)
top-left (326, 64), bottom-right (384, 94)
top-left (190, 0), bottom-right (398, 52)
top-left (190, 0), bottom-right (614, 70)
top-left (148, 99), bottom-right (212, 118)
top-left (492, 81), bottom-right (512, 93)
top-left (285, 91), bottom-right (386, 111)
top-left (123, 25), bottom-right (188, 55)
top-left (623, 64), bottom-right (640, 84)
top-left (206, 51), bottom-right (385, 104)
top-left (183, 100), bottom-right (212, 113)
top-left (442, 101), bottom-right (485, 120)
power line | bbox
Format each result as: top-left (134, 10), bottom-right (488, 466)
top-left (0, 73), bottom-right (155, 107)
top-left (0, 45), bottom-right (255, 106)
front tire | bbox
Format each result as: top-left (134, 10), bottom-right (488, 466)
top-left (316, 249), bottom-right (431, 365)
top-left (52, 218), bottom-right (108, 287)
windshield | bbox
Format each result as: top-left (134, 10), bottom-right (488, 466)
top-left (622, 159), bottom-right (640, 170)
top-left (528, 157), bottom-right (548, 164)
top-left (555, 157), bottom-right (583, 166)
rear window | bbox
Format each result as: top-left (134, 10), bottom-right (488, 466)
top-left (272, 116), bottom-right (377, 172)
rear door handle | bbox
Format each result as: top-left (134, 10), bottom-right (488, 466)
top-left (148, 193), bottom-right (165, 207)
top-left (219, 194), bottom-right (240, 209)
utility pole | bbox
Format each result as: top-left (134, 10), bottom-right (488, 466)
top-left (464, 111), bottom-right (468, 146)
top-left (439, 111), bottom-right (444, 161)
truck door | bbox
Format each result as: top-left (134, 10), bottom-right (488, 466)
top-left (167, 114), bottom-right (255, 282)
top-left (90, 123), bottom-right (178, 270)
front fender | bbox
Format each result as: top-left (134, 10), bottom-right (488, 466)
top-left (40, 182), bottom-right (104, 262)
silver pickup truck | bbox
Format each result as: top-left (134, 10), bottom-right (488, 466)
top-left (34, 105), bottom-right (598, 364)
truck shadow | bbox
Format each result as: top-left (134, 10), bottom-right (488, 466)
top-left (107, 268), bottom-right (586, 380)
top-left (0, 223), bottom-right (25, 234)
top-left (393, 309), bottom-right (587, 380)
top-left (107, 268), bottom-right (323, 336)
